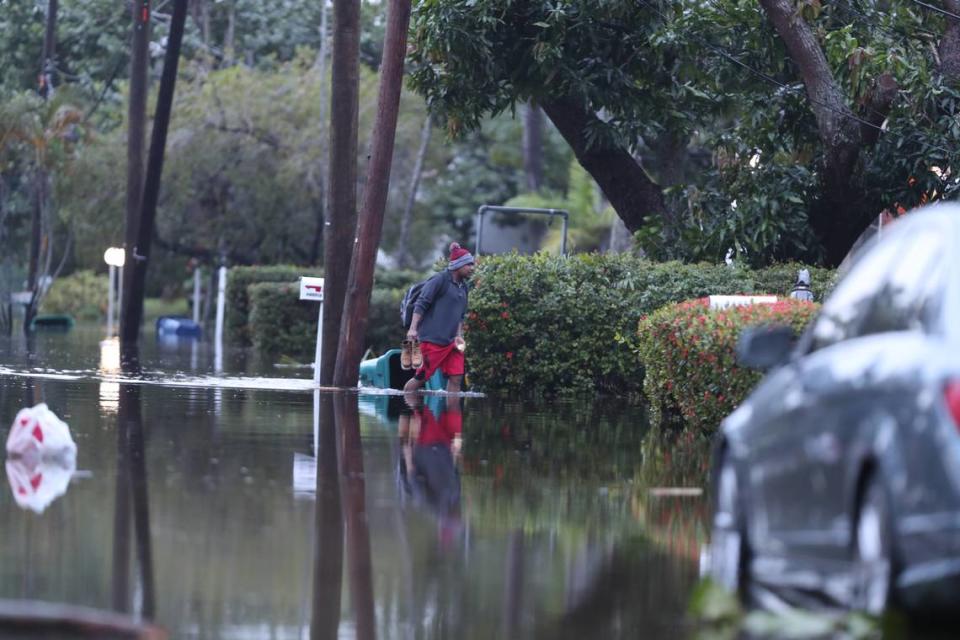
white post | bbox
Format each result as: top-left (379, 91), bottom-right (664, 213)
top-left (106, 264), bottom-right (116, 337)
top-left (192, 267), bottom-right (202, 324)
top-left (313, 388), bottom-right (320, 457)
top-left (215, 266), bottom-right (227, 373)
top-left (314, 301), bottom-right (323, 386)
top-left (117, 265), bottom-right (123, 332)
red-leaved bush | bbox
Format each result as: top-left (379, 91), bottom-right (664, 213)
top-left (637, 298), bottom-right (819, 432)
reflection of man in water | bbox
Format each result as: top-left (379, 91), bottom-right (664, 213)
top-left (398, 395), bottom-right (462, 544)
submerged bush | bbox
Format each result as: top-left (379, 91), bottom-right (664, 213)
top-left (227, 265), bottom-right (319, 345)
top-left (464, 253), bottom-right (830, 395)
top-left (637, 298), bottom-right (819, 432)
top-left (40, 270), bottom-right (108, 320)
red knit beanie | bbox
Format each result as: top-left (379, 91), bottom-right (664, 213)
top-left (448, 242), bottom-right (475, 271)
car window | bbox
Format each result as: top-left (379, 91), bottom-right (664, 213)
top-left (806, 231), bottom-right (905, 352)
top-left (807, 226), bottom-right (946, 353)
top-left (857, 227), bottom-right (946, 336)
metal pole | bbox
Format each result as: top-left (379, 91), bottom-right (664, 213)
top-left (314, 302), bottom-right (324, 386)
top-left (192, 267), bottom-right (201, 324)
top-left (475, 206), bottom-right (486, 256)
top-left (107, 265), bottom-right (115, 337)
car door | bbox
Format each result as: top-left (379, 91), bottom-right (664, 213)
top-left (787, 225), bottom-right (948, 561)
top-left (810, 226), bottom-right (950, 554)
top-left (755, 233), bottom-right (908, 557)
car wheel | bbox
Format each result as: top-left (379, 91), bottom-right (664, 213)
top-left (710, 452), bottom-right (750, 596)
top-left (852, 475), bottom-right (894, 615)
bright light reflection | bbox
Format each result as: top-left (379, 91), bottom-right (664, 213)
top-left (99, 338), bottom-right (121, 414)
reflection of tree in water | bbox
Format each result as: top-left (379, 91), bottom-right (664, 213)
top-left (461, 399), bottom-right (650, 484)
top-left (636, 428), bottom-right (711, 565)
top-left (534, 536), bottom-right (698, 640)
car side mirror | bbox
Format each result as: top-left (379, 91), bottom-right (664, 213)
top-left (736, 325), bottom-right (795, 370)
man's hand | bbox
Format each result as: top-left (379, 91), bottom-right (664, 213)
top-left (454, 335), bottom-right (466, 352)
top-left (406, 327), bottom-right (419, 340)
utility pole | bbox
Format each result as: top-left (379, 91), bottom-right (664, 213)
top-left (333, 0), bottom-right (413, 386)
top-left (121, 0), bottom-right (150, 343)
top-left (321, 0), bottom-right (361, 385)
top-left (121, 0), bottom-right (189, 347)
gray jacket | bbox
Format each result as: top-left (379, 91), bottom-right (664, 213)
top-left (414, 271), bottom-right (468, 346)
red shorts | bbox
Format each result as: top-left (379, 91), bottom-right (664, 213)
top-left (415, 340), bottom-right (465, 381)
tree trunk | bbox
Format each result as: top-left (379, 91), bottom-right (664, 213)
top-left (321, 0), bottom-right (362, 385)
top-left (309, 0), bottom-right (331, 266)
top-left (24, 171), bottom-right (46, 335)
top-left (941, 0), bottom-right (960, 82)
top-left (224, 0), bottom-right (235, 66)
top-left (333, 0), bottom-right (413, 387)
top-left (122, 0), bottom-right (150, 336)
top-left (397, 115), bottom-right (431, 268)
top-left (522, 102), bottom-right (543, 192)
top-left (540, 97), bottom-right (666, 233)
top-left (39, 0), bottom-right (58, 98)
top-left (759, 0), bottom-right (870, 265)
top-left (121, 0), bottom-right (188, 347)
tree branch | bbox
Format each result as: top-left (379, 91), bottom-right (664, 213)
top-left (540, 97), bottom-right (666, 233)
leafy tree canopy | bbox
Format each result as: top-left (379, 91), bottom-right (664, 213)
top-left (409, 0), bottom-right (960, 266)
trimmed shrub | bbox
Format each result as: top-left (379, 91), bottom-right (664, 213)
top-left (464, 253), bottom-right (831, 395)
top-left (40, 270), bottom-right (108, 320)
top-left (637, 298), bottom-right (819, 433)
top-left (248, 282), bottom-right (319, 357)
top-left (227, 265), bottom-right (318, 345)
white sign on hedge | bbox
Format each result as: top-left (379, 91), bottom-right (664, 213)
top-left (708, 295), bottom-right (778, 310)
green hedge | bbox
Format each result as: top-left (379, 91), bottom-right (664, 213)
top-left (248, 282), bottom-right (320, 357)
top-left (637, 298), bottom-right (819, 432)
top-left (463, 253), bottom-right (833, 395)
top-left (227, 265), bottom-right (318, 345)
top-left (245, 269), bottom-right (425, 359)
top-left (40, 270), bottom-right (108, 320)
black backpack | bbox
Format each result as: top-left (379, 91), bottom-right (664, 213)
top-left (400, 273), bottom-right (443, 328)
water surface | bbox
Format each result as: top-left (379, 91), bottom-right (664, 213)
top-left (0, 328), bottom-right (707, 638)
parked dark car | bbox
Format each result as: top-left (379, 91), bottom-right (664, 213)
top-left (709, 203), bottom-right (960, 616)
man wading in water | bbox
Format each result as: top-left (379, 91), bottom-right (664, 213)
top-left (403, 242), bottom-right (475, 394)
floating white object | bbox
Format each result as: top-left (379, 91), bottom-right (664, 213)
top-left (5, 404), bottom-right (77, 514)
top-left (6, 403), bottom-right (77, 462)
top-left (6, 456), bottom-right (76, 514)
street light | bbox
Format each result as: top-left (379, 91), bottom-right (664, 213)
top-left (103, 247), bottom-right (125, 337)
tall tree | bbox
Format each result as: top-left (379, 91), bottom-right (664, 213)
top-left (322, 0), bottom-right (361, 385)
top-left (333, 0), bottom-right (413, 386)
top-left (121, 0), bottom-right (189, 346)
top-left (397, 115), bottom-right (431, 268)
top-left (758, 0), bottom-right (897, 265)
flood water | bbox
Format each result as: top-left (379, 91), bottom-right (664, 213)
top-left (0, 327), bottom-right (708, 639)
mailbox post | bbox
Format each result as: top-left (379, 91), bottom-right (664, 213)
top-left (299, 277), bottom-right (325, 385)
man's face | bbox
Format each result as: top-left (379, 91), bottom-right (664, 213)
top-left (456, 262), bottom-right (475, 279)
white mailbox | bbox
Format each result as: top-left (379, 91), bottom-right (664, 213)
top-left (299, 277), bottom-right (325, 302)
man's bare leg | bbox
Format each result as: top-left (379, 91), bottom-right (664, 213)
top-left (446, 375), bottom-right (463, 394)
